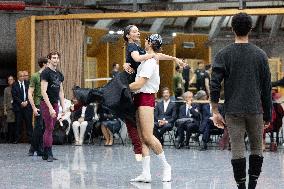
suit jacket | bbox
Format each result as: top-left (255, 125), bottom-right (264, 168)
top-left (154, 100), bottom-right (177, 124)
top-left (198, 103), bottom-right (224, 132)
top-left (11, 80), bottom-right (31, 112)
top-left (87, 71), bottom-right (135, 123)
top-left (73, 105), bottom-right (95, 122)
top-left (178, 104), bottom-right (200, 124)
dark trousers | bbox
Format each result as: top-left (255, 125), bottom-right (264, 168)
top-left (125, 118), bottom-right (142, 154)
top-left (7, 122), bottom-right (16, 142)
top-left (184, 81), bottom-right (189, 92)
top-left (15, 107), bottom-right (33, 142)
top-left (154, 122), bottom-right (173, 144)
top-left (202, 119), bottom-right (215, 143)
top-left (30, 108), bottom-right (44, 153)
top-left (176, 120), bottom-right (199, 144)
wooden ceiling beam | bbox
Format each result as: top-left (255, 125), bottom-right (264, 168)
top-left (35, 8), bottom-right (284, 21)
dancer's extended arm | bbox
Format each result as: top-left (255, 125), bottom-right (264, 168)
top-left (156, 53), bottom-right (185, 67)
top-left (129, 77), bottom-right (148, 91)
top-left (131, 51), bottom-right (155, 62)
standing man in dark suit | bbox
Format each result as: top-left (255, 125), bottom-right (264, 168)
top-left (11, 71), bottom-right (33, 143)
top-left (175, 91), bottom-right (200, 149)
top-left (182, 62), bottom-right (191, 92)
top-left (154, 87), bottom-right (176, 145)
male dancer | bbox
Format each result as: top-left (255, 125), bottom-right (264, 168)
top-left (210, 13), bottom-right (272, 189)
top-left (28, 57), bottom-right (48, 156)
top-left (41, 52), bottom-right (65, 162)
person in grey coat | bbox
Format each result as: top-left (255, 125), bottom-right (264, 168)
top-left (3, 75), bottom-right (16, 142)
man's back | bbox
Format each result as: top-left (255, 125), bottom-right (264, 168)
top-left (211, 43), bottom-right (271, 120)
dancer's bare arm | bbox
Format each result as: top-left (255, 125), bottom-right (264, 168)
top-left (129, 77), bottom-right (148, 91)
top-left (28, 87), bottom-right (39, 116)
top-left (41, 80), bottom-right (56, 118)
top-left (131, 51), bottom-right (155, 62)
top-left (59, 83), bottom-right (65, 117)
top-left (123, 63), bottom-right (135, 74)
top-left (156, 53), bottom-right (185, 67)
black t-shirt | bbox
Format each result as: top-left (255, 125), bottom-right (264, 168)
top-left (195, 69), bottom-right (209, 91)
top-left (182, 66), bottom-right (191, 81)
top-left (125, 43), bottom-right (146, 83)
top-left (40, 67), bottom-right (64, 104)
top-left (126, 43), bottom-right (146, 72)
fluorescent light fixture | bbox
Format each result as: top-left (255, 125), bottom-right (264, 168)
top-left (182, 42), bottom-right (195, 48)
top-left (109, 30), bottom-right (115, 34)
top-left (117, 30), bottom-right (124, 35)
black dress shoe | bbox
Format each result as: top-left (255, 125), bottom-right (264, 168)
top-left (42, 147), bottom-right (48, 160)
top-left (199, 144), bottom-right (208, 151)
top-left (192, 136), bottom-right (199, 142)
top-left (28, 151), bottom-right (34, 156)
top-left (177, 142), bottom-right (184, 149)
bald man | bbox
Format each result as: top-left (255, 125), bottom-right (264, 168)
top-left (11, 71), bottom-right (33, 143)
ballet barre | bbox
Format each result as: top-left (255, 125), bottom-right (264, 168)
top-left (85, 78), bottom-right (112, 82)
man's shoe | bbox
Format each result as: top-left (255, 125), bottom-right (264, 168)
top-left (192, 135), bottom-right (199, 142)
top-left (42, 148), bottom-right (48, 160)
top-left (199, 143), bottom-right (208, 151)
top-left (47, 147), bottom-right (53, 162)
top-left (177, 142), bottom-right (184, 149)
top-left (28, 151), bottom-right (34, 156)
top-left (28, 146), bottom-right (35, 156)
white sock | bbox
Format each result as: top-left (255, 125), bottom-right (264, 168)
top-left (157, 151), bottom-right (169, 168)
top-left (142, 156), bottom-right (151, 176)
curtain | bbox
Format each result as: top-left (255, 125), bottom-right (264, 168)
top-left (35, 20), bottom-right (85, 99)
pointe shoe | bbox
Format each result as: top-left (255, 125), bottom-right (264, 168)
top-left (135, 154), bottom-right (142, 162)
top-left (162, 164), bottom-right (172, 182)
top-left (130, 174), bottom-right (151, 183)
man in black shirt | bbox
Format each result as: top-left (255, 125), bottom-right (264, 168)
top-left (182, 62), bottom-right (191, 92)
top-left (210, 13), bottom-right (272, 189)
top-left (189, 61), bottom-right (210, 96)
top-left (41, 51), bottom-right (65, 162)
top-left (111, 63), bottom-right (120, 78)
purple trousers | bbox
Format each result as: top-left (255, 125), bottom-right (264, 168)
top-left (41, 101), bottom-right (59, 148)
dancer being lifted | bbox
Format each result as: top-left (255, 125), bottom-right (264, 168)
top-left (123, 25), bottom-right (184, 161)
top-left (129, 34), bottom-right (171, 183)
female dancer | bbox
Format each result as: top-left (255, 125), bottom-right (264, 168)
top-left (129, 34), bottom-right (171, 182)
top-left (123, 25), bottom-right (184, 161)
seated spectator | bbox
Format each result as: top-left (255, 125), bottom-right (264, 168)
top-left (175, 91), bottom-right (200, 149)
top-left (195, 90), bottom-right (223, 151)
top-left (263, 92), bottom-right (284, 151)
top-left (57, 98), bottom-right (72, 132)
top-left (72, 103), bottom-right (94, 146)
top-left (154, 87), bottom-right (176, 145)
top-left (53, 98), bottom-right (72, 145)
top-left (97, 104), bottom-right (121, 146)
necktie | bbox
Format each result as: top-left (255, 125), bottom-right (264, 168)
top-left (186, 108), bottom-right (190, 117)
top-left (21, 82), bottom-right (26, 101)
